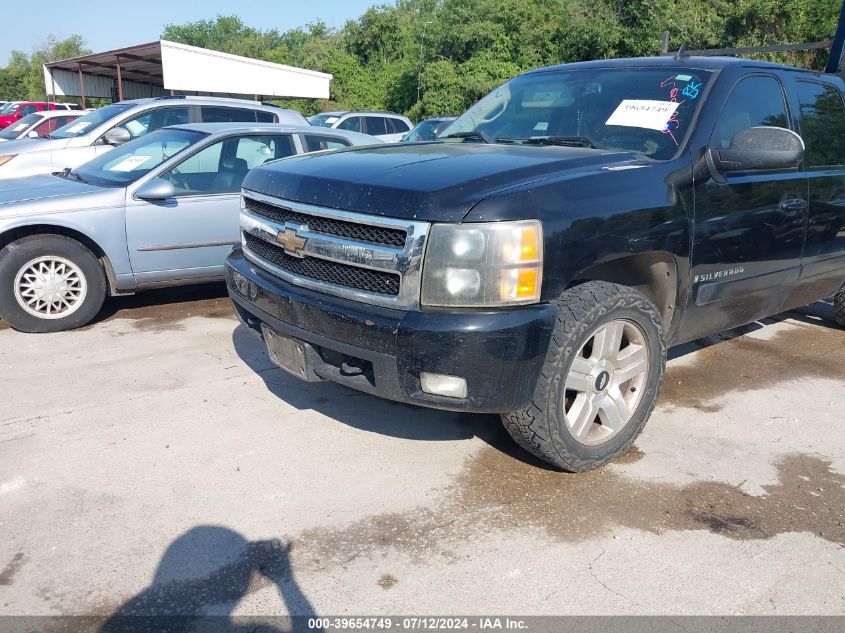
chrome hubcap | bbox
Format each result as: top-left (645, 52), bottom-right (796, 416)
top-left (563, 319), bottom-right (649, 446)
top-left (14, 256), bottom-right (87, 320)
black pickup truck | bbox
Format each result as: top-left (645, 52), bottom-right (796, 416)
top-left (226, 55), bottom-right (845, 471)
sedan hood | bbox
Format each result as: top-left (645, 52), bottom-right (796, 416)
top-left (243, 142), bottom-right (639, 222)
top-left (0, 173), bottom-right (105, 211)
top-left (0, 136), bottom-right (68, 156)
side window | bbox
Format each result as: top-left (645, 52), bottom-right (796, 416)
top-left (713, 76), bottom-right (789, 149)
top-left (19, 105), bottom-right (37, 116)
top-left (256, 111), bottom-right (275, 123)
top-left (302, 134), bottom-right (352, 152)
top-left (390, 118), bottom-right (410, 133)
top-left (201, 107), bottom-right (258, 123)
top-left (119, 107), bottom-right (190, 139)
top-left (364, 116), bottom-right (388, 135)
top-left (235, 135), bottom-right (296, 168)
top-left (162, 135), bottom-right (295, 196)
top-left (797, 81), bottom-right (845, 167)
top-left (337, 116), bottom-right (362, 132)
top-left (32, 118), bottom-right (56, 137)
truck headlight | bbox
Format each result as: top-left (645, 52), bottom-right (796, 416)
top-left (0, 155), bottom-right (16, 168)
top-left (421, 220), bottom-right (543, 307)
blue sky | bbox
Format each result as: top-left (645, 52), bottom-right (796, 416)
top-left (1, 0), bottom-right (379, 64)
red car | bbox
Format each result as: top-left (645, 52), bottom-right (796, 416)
top-left (0, 102), bottom-right (77, 128)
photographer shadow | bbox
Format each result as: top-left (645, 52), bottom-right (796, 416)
top-left (100, 525), bottom-right (320, 633)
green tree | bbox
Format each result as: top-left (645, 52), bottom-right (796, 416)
top-left (2, 35), bottom-right (91, 101)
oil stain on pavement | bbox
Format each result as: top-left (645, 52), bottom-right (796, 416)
top-left (661, 319), bottom-right (845, 412)
top-left (287, 449), bottom-right (844, 572)
top-left (93, 284), bottom-right (234, 332)
top-left (0, 552), bottom-right (27, 585)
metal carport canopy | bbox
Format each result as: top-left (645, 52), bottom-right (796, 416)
top-left (43, 39), bottom-right (332, 106)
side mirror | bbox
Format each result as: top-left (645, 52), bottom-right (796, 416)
top-left (708, 126), bottom-right (804, 175)
top-left (135, 178), bottom-right (175, 201)
top-left (103, 127), bottom-right (131, 146)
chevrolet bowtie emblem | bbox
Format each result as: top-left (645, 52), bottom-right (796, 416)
top-left (276, 224), bottom-right (308, 257)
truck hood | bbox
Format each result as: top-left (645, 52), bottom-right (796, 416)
top-left (0, 173), bottom-right (108, 214)
top-left (242, 142), bottom-right (639, 222)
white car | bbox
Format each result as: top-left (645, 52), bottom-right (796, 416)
top-left (0, 110), bottom-right (83, 142)
top-left (307, 110), bottom-right (413, 143)
top-left (0, 96), bottom-right (307, 180)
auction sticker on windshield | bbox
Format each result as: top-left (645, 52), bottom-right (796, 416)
top-left (107, 155), bottom-right (152, 172)
top-left (64, 121), bottom-right (93, 134)
top-left (606, 99), bottom-right (680, 131)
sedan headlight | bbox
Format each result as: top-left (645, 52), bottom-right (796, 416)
top-left (0, 155), bottom-right (16, 168)
top-left (421, 220), bottom-right (543, 307)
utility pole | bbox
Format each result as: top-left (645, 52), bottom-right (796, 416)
top-left (417, 20), bottom-right (433, 104)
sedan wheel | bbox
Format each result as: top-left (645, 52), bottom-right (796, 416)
top-left (0, 235), bottom-right (106, 332)
top-left (14, 255), bottom-right (88, 319)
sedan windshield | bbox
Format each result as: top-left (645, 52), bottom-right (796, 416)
top-left (440, 67), bottom-right (713, 160)
top-left (307, 113), bottom-right (340, 128)
top-left (0, 103), bottom-right (19, 115)
top-left (51, 102), bottom-right (135, 139)
top-left (0, 114), bottom-right (40, 139)
top-left (70, 128), bottom-right (205, 188)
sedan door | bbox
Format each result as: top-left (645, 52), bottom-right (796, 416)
top-left (124, 133), bottom-right (298, 284)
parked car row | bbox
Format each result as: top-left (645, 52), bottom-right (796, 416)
top-left (0, 113), bottom-right (380, 332)
top-left (0, 95), bottom-right (464, 331)
top-left (0, 101), bottom-right (82, 128)
top-left (0, 110), bottom-right (83, 142)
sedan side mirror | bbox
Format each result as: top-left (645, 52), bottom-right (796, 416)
top-left (103, 127), bottom-right (132, 146)
top-left (135, 178), bottom-right (175, 201)
top-left (708, 126), bottom-right (804, 175)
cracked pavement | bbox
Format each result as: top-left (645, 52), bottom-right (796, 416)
top-left (0, 284), bottom-right (844, 618)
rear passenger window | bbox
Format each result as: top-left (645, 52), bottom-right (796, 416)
top-left (364, 116), bottom-right (387, 135)
top-left (337, 116), bottom-right (362, 132)
top-left (713, 76), bottom-right (789, 149)
top-left (797, 81), bottom-right (845, 167)
top-left (302, 134), bottom-right (352, 152)
top-left (256, 111), bottom-right (275, 123)
top-left (390, 118), bottom-right (410, 133)
top-left (201, 107), bottom-right (258, 123)
top-left (235, 135), bottom-right (296, 168)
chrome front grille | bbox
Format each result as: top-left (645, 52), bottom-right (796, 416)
top-left (240, 190), bottom-right (430, 309)
top-left (244, 197), bottom-right (407, 247)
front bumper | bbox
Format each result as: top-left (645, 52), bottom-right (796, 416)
top-left (225, 246), bottom-right (556, 413)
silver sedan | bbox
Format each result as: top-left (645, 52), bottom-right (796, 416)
top-left (0, 123), bottom-right (380, 332)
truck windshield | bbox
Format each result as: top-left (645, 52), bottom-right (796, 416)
top-left (440, 67), bottom-right (714, 160)
top-left (68, 128), bottom-right (205, 188)
top-left (51, 102), bottom-right (135, 139)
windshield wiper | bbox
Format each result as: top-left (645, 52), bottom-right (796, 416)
top-left (497, 135), bottom-right (602, 149)
top-left (58, 167), bottom-right (88, 184)
top-left (440, 130), bottom-right (493, 144)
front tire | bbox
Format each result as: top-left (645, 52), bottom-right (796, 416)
top-left (0, 235), bottom-right (107, 333)
top-left (501, 281), bottom-right (666, 471)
